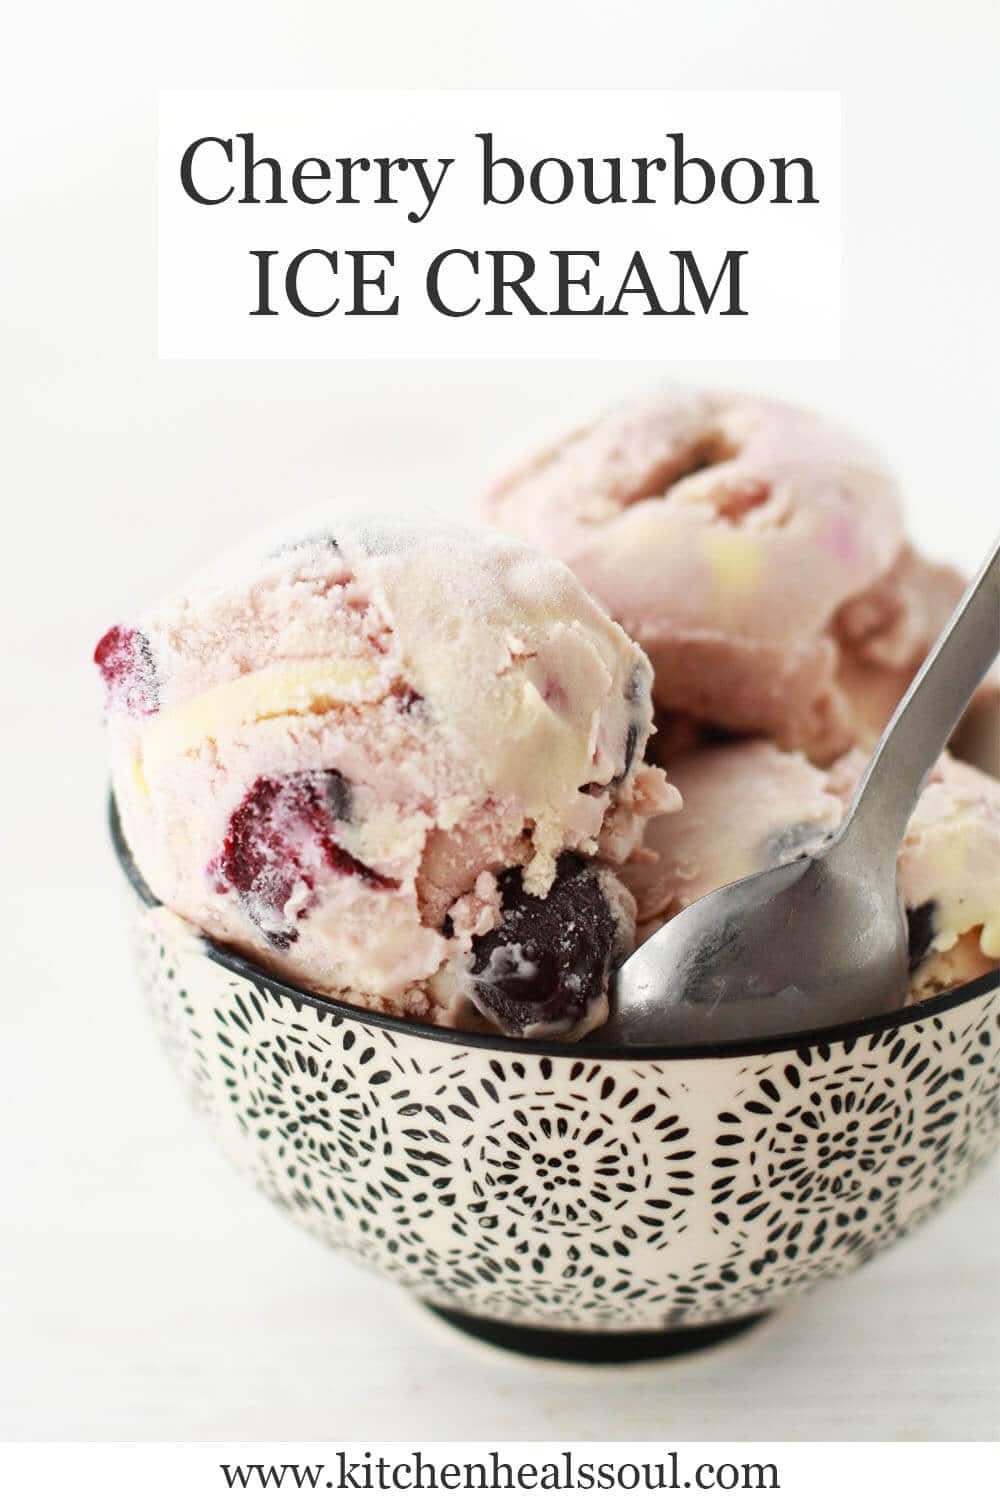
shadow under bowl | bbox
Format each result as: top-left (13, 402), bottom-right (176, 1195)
top-left (112, 797), bottom-right (1000, 1361)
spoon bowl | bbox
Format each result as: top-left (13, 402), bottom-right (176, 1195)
top-left (612, 536), bottom-right (999, 1046)
top-left (608, 846), bottom-right (909, 1046)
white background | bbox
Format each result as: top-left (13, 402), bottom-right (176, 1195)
top-left (2, 0), bottom-right (998, 1445)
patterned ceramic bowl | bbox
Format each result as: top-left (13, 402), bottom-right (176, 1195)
top-left (113, 801), bottom-right (1000, 1362)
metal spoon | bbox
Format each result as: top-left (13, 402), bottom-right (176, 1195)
top-left (608, 536), bottom-right (1000, 1046)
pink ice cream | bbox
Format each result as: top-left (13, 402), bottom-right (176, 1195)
top-left (626, 741), bottom-right (1000, 1003)
top-left (835, 545), bottom-right (972, 747)
top-left (97, 507), bottom-right (677, 1040)
top-left (481, 389), bottom-right (963, 762)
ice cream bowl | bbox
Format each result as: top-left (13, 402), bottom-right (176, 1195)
top-left (113, 798), bottom-right (1000, 1363)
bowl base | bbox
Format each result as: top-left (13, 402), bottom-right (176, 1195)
top-left (424, 1304), bottom-right (770, 1363)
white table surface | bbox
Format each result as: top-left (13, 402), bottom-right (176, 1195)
top-left (3, 0), bottom-right (999, 1445)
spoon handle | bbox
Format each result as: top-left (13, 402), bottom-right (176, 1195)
top-left (834, 534), bottom-right (999, 874)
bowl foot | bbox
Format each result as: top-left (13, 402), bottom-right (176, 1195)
top-left (424, 1305), bottom-right (770, 1363)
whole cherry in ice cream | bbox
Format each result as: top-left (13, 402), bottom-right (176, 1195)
top-left (211, 770), bottom-right (398, 950)
top-left (93, 625), bottom-right (159, 715)
top-left (905, 901), bottom-right (937, 972)
top-left (468, 853), bottom-right (622, 1038)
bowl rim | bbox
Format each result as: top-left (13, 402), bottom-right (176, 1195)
top-left (111, 794), bottom-right (998, 1062)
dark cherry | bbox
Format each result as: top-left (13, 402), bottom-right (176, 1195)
top-left (93, 625), bottom-right (159, 715)
top-left (906, 901), bottom-right (938, 973)
top-left (580, 721), bottom-right (641, 796)
top-left (614, 722), bottom-right (639, 784)
top-left (468, 853), bottom-right (619, 1037)
top-left (580, 671), bottom-right (645, 794)
top-left (211, 770), bottom-right (396, 949)
top-left (318, 769), bottom-right (352, 822)
top-left (395, 684), bottom-right (425, 714)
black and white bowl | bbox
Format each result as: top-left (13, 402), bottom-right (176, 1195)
top-left (113, 801), bottom-right (1000, 1362)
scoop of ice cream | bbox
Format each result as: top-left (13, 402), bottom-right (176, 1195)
top-left (834, 545), bottom-right (974, 746)
top-left (626, 741), bottom-right (999, 1003)
top-left (97, 506), bottom-right (678, 1040)
top-left (648, 545), bottom-right (988, 769)
top-left (481, 388), bottom-right (922, 762)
